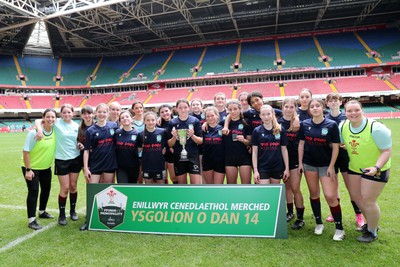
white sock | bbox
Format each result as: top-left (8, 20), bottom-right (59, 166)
top-left (28, 217), bottom-right (36, 223)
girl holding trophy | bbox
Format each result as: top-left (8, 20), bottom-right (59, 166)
top-left (167, 99), bottom-right (203, 184)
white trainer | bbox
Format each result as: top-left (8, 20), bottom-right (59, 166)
top-left (314, 224), bottom-right (324, 235)
top-left (333, 229), bottom-right (346, 241)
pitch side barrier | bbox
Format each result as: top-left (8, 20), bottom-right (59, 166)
top-left (87, 184), bottom-right (287, 238)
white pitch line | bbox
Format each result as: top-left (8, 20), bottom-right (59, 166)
top-left (0, 221), bottom-right (58, 254)
top-left (0, 206), bottom-right (86, 254)
top-left (0, 204), bottom-right (59, 213)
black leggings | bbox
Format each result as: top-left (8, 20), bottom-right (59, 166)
top-left (22, 167), bottom-right (52, 218)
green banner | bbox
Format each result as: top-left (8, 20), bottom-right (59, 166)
top-left (87, 184), bottom-right (287, 238)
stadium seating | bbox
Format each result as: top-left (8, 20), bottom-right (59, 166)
top-left (161, 48), bottom-right (204, 79)
top-left (84, 94), bottom-right (114, 107)
top-left (317, 32), bottom-right (376, 66)
top-left (121, 51), bottom-right (171, 83)
top-left (147, 88), bottom-right (191, 105)
top-left (113, 91), bottom-right (149, 107)
top-left (357, 28), bottom-right (400, 63)
top-left (0, 55), bottom-right (20, 86)
top-left (196, 44), bottom-right (238, 77)
top-left (389, 74), bottom-right (400, 88)
top-left (334, 76), bottom-right (392, 93)
top-left (18, 56), bottom-right (58, 86)
top-left (0, 95), bottom-right (28, 109)
top-left (239, 82), bottom-right (281, 98)
top-left (362, 102), bottom-right (399, 113)
top-left (58, 95), bottom-right (84, 109)
top-left (190, 85), bottom-right (234, 101)
top-left (61, 57), bottom-right (100, 86)
top-left (90, 55), bottom-right (141, 85)
top-left (284, 79), bottom-right (332, 96)
top-left (29, 95), bottom-right (55, 109)
top-left (278, 37), bottom-right (323, 68)
top-left (240, 41), bottom-right (276, 71)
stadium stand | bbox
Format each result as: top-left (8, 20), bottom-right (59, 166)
top-left (83, 94), bottom-right (114, 107)
top-left (240, 41), bottom-right (276, 71)
top-left (161, 48), bottom-right (204, 79)
top-left (60, 57), bottom-right (100, 86)
top-left (190, 85), bottom-right (234, 101)
top-left (29, 95), bottom-right (55, 109)
top-left (317, 32), bottom-right (376, 66)
top-left (239, 82), bottom-right (282, 98)
top-left (146, 88), bottom-right (190, 105)
top-left (0, 95), bottom-right (28, 109)
top-left (389, 74), bottom-right (400, 88)
top-left (58, 95), bottom-right (85, 109)
top-left (196, 44), bottom-right (238, 77)
top-left (357, 28), bottom-right (400, 63)
top-left (121, 51), bottom-right (171, 83)
top-left (334, 76), bottom-right (393, 93)
top-left (278, 37), bottom-right (323, 68)
top-left (112, 91), bottom-right (149, 106)
top-left (18, 56), bottom-right (58, 86)
top-left (90, 55), bottom-right (141, 85)
top-left (284, 79), bottom-right (333, 96)
top-left (0, 55), bottom-right (20, 86)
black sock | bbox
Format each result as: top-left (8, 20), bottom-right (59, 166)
top-left (310, 198), bottom-right (322, 224)
top-left (59, 195), bottom-right (67, 217)
top-left (351, 201), bottom-right (362, 214)
top-left (329, 204), bottom-right (343, 230)
top-left (287, 202), bottom-right (294, 214)
top-left (70, 192), bottom-right (77, 214)
top-left (296, 207), bottom-right (305, 220)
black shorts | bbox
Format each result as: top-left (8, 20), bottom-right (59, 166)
top-left (164, 150), bottom-right (174, 164)
top-left (143, 171), bottom-right (166, 180)
top-left (348, 169), bottom-right (390, 183)
top-left (225, 153), bottom-right (252, 167)
top-left (174, 156), bottom-right (201, 176)
top-left (260, 171), bottom-right (283, 180)
top-left (288, 157), bottom-right (299, 170)
top-left (117, 167), bottom-right (139, 183)
top-left (335, 150), bottom-right (349, 173)
top-left (202, 158), bottom-right (225, 173)
top-left (54, 156), bottom-right (81, 175)
top-left (91, 169), bottom-right (116, 175)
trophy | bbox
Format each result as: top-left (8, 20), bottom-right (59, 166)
top-left (177, 129), bottom-right (189, 161)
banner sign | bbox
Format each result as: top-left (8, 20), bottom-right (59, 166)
top-left (87, 184), bottom-right (287, 238)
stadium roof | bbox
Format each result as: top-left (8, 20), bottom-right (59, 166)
top-left (1, 0), bottom-right (400, 57)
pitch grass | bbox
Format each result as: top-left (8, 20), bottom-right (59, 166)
top-left (0, 119), bottom-right (399, 266)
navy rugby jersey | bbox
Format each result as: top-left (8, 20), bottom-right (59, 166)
top-left (114, 128), bottom-right (141, 168)
top-left (252, 125), bottom-right (288, 172)
top-left (244, 108), bottom-right (282, 131)
top-left (202, 125), bottom-right (225, 162)
top-left (85, 121), bottom-right (118, 171)
top-left (298, 118), bottom-right (340, 167)
top-left (325, 111), bottom-right (347, 126)
top-left (139, 128), bottom-right (168, 172)
top-left (219, 110), bottom-right (228, 123)
top-left (278, 117), bottom-right (300, 161)
top-left (191, 112), bottom-right (206, 125)
top-left (297, 107), bottom-right (311, 121)
top-left (167, 115), bottom-right (202, 157)
top-left (223, 119), bottom-right (252, 158)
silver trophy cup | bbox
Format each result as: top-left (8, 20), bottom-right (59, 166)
top-left (177, 129), bottom-right (189, 161)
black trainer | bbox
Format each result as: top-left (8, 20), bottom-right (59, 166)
top-left (291, 219), bottom-right (305, 230)
top-left (70, 212), bottom-right (78, 221)
top-left (38, 211), bottom-right (54, 219)
top-left (58, 216), bottom-right (67, 226)
top-left (80, 223), bottom-right (87, 231)
top-left (356, 231), bottom-right (378, 243)
top-left (360, 224), bottom-right (379, 234)
top-left (28, 220), bottom-right (43, 230)
top-left (286, 213), bottom-right (294, 222)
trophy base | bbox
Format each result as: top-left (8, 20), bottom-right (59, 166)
top-left (179, 157), bottom-right (190, 162)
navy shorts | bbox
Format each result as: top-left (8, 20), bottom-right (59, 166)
top-left (143, 171), bottom-right (166, 180)
top-left (202, 158), bottom-right (225, 173)
top-left (174, 156), bottom-right (201, 176)
top-left (260, 171), bottom-right (283, 180)
top-left (55, 156), bottom-right (81, 175)
top-left (335, 149), bottom-right (349, 173)
top-left (164, 150), bottom-right (174, 164)
top-left (348, 169), bottom-right (390, 183)
top-left (225, 153), bottom-right (252, 167)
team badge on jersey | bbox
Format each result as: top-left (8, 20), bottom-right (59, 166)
top-left (238, 124), bottom-right (244, 130)
top-left (131, 135), bottom-right (137, 141)
top-left (218, 130), bottom-right (222, 136)
top-left (201, 113), bottom-right (205, 119)
top-left (156, 135), bottom-right (162, 142)
top-left (321, 128), bottom-right (328, 136)
top-left (275, 133), bottom-right (281, 140)
top-left (110, 129), bottom-right (114, 135)
top-left (189, 124), bottom-right (194, 130)
top-left (143, 172), bottom-right (149, 178)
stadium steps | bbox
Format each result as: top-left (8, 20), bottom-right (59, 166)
top-left (118, 54), bottom-right (145, 84)
top-left (86, 57), bottom-right (103, 86)
top-left (192, 47), bottom-right (207, 78)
